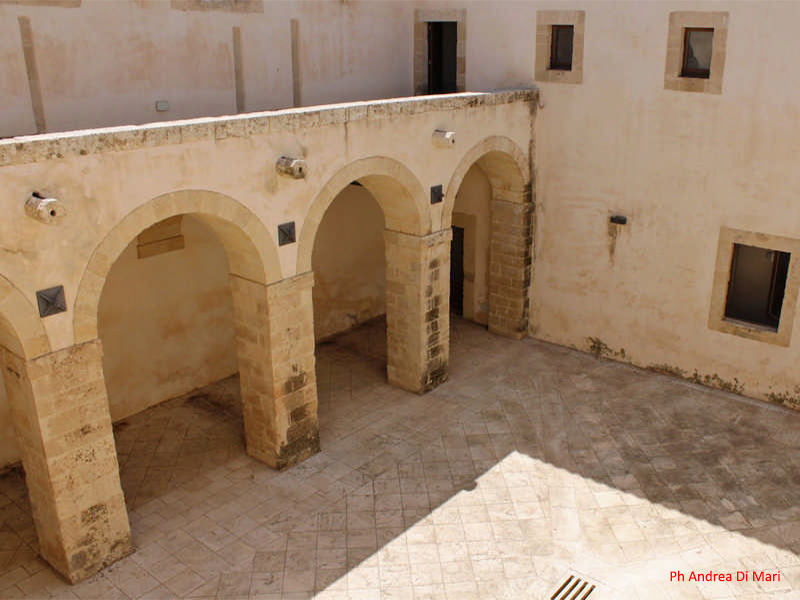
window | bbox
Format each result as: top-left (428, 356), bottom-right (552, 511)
top-left (725, 244), bottom-right (790, 330)
top-left (664, 12), bottom-right (728, 94)
top-left (681, 28), bottom-right (713, 79)
top-left (535, 10), bottom-right (584, 85)
top-left (709, 228), bottom-right (800, 346)
top-left (549, 25), bottom-right (574, 71)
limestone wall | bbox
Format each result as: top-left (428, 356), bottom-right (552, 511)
top-left (0, 1), bottom-right (416, 137)
top-left (312, 184), bottom-right (386, 341)
top-left (0, 90), bottom-right (534, 470)
top-left (7, 0), bottom-right (800, 413)
top-left (98, 215), bottom-right (237, 422)
top-left (452, 164), bottom-right (492, 325)
top-left (511, 2), bottom-right (800, 403)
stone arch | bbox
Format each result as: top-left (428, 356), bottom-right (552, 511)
top-left (297, 156), bottom-right (429, 272)
top-left (73, 189), bottom-right (281, 344)
top-left (0, 275), bottom-right (49, 359)
top-left (443, 135), bottom-right (530, 227)
top-left (444, 136), bottom-right (533, 339)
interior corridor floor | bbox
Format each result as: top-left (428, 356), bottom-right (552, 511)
top-left (0, 318), bottom-right (798, 599)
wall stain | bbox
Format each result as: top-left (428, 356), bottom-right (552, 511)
top-left (607, 222), bottom-right (619, 264)
top-left (587, 337), bottom-right (626, 359)
top-left (647, 363), bottom-right (745, 395)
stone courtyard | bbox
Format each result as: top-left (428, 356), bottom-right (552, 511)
top-left (0, 318), bottom-right (798, 599)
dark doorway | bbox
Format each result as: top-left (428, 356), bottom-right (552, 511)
top-left (450, 226), bottom-right (464, 316)
top-left (427, 21), bottom-right (457, 94)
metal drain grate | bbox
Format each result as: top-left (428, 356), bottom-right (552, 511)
top-left (551, 574), bottom-right (596, 600)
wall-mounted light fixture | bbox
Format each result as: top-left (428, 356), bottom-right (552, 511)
top-left (25, 192), bottom-right (65, 224)
top-left (432, 129), bottom-right (456, 148)
top-left (276, 156), bottom-right (307, 179)
top-left (610, 215), bottom-right (628, 225)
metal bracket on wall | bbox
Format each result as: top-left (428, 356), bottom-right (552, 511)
top-left (278, 222), bottom-right (296, 246)
top-left (430, 185), bottom-right (443, 204)
top-left (36, 285), bottom-right (66, 317)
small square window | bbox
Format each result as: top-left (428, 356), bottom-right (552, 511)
top-left (665, 12), bottom-right (727, 94)
top-left (725, 243), bottom-right (790, 330)
top-left (535, 11), bottom-right (584, 85)
top-left (681, 27), bottom-right (714, 79)
top-left (550, 25), bottom-right (574, 71)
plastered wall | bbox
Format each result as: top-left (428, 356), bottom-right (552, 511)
top-left (452, 164), bottom-right (491, 325)
top-left (7, 0), bottom-right (800, 449)
top-left (312, 185), bottom-right (386, 340)
top-left (0, 0), bottom-right (416, 137)
top-left (394, 0), bottom-right (800, 404)
top-left (98, 215), bottom-right (236, 422)
top-left (523, 2), bottom-right (800, 403)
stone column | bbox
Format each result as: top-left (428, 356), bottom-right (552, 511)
top-left (385, 229), bottom-right (451, 393)
top-left (229, 272), bottom-right (319, 470)
top-left (489, 198), bottom-right (533, 339)
top-left (1, 341), bottom-right (132, 583)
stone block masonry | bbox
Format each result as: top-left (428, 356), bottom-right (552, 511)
top-left (230, 272), bottom-right (319, 470)
top-left (489, 198), bottom-right (533, 339)
top-left (1, 341), bottom-right (132, 583)
top-left (0, 88), bottom-right (535, 582)
top-left (385, 229), bottom-right (452, 393)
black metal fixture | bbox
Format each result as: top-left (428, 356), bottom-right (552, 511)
top-left (610, 215), bottom-right (628, 225)
top-left (430, 185), bottom-right (443, 204)
top-left (36, 286), bottom-right (67, 317)
top-left (278, 222), bottom-right (296, 246)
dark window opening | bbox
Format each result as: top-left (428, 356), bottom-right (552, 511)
top-left (681, 27), bottom-right (713, 79)
top-left (725, 243), bottom-right (790, 330)
top-left (450, 226), bottom-right (464, 316)
top-left (427, 21), bottom-right (458, 94)
top-left (549, 25), bottom-right (574, 71)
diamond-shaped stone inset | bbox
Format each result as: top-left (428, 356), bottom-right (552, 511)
top-left (278, 221), bottom-right (296, 246)
top-left (36, 285), bottom-right (67, 318)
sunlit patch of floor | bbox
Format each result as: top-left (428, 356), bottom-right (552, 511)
top-left (315, 451), bottom-right (800, 599)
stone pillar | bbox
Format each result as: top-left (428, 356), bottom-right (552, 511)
top-left (1, 341), bottom-right (132, 583)
top-left (229, 272), bottom-right (319, 470)
top-left (385, 229), bottom-right (451, 393)
top-left (489, 198), bottom-right (533, 339)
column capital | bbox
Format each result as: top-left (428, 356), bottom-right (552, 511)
top-left (230, 271), bottom-right (315, 296)
top-left (491, 197), bottom-right (535, 214)
top-left (266, 270), bottom-right (314, 298)
top-left (384, 228), bottom-right (453, 247)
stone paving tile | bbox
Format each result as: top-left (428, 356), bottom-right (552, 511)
top-left (0, 319), bottom-right (800, 597)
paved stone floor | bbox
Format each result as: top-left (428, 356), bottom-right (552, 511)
top-left (0, 318), bottom-right (799, 599)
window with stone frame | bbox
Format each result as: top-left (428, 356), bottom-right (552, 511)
top-left (664, 12), bottom-right (728, 94)
top-left (535, 10), bottom-right (584, 85)
top-left (709, 228), bottom-right (800, 346)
